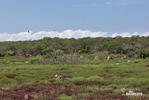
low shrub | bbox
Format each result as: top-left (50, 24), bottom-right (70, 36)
top-left (29, 56), bottom-right (43, 64)
top-left (134, 59), bottom-right (140, 63)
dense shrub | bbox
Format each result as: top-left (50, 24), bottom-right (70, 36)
top-left (5, 50), bottom-right (15, 57)
top-left (1, 37), bottom-right (149, 59)
top-left (43, 54), bottom-right (51, 58)
top-left (42, 47), bottom-right (52, 56)
top-left (137, 49), bottom-right (149, 58)
top-left (0, 50), bottom-right (15, 57)
top-left (80, 46), bottom-right (92, 54)
top-left (53, 49), bottom-right (64, 57)
top-left (0, 51), bottom-right (5, 57)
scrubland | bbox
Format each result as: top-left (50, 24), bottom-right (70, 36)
top-left (0, 54), bottom-right (149, 100)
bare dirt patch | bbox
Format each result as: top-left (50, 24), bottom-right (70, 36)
top-left (0, 83), bottom-right (149, 100)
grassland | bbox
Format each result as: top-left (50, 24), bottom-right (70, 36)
top-left (0, 56), bottom-right (149, 100)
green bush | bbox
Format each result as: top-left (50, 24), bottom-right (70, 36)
top-left (42, 47), bottom-right (52, 58)
top-left (133, 59), bottom-right (140, 63)
top-left (42, 47), bottom-right (52, 55)
top-left (0, 50), bottom-right (15, 57)
top-left (137, 49), bottom-right (149, 58)
top-left (0, 51), bottom-right (5, 57)
top-left (5, 50), bottom-right (15, 56)
top-left (54, 49), bottom-right (64, 57)
top-left (29, 56), bottom-right (43, 64)
top-left (80, 46), bottom-right (92, 54)
top-left (43, 54), bottom-right (51, 58)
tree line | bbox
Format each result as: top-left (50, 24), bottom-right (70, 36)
top-left (0, 36), bottom-right (149, 58)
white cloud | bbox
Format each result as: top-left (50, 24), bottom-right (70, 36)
top-left (112, 32), bottom-right (131, 37)
top-left (0, 33), bottom-right (10, 41)
top-left (0, 30), bottom-right (149, 41)
top-left (0, 30), bottom-right (107, 41)
top-left (132, 32), bottom-right (139, 36)
top-left (141, 32), bottom-right (149, 37)
top-left (112, 32), bottom-right (149, 38)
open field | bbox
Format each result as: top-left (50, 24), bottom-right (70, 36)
top-left (1, 0), bottom-right (149, 99)
top-left (0, 56), bottom-right (149, 100)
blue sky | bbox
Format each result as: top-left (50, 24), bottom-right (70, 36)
top-left (0, 0), bottom-right (149, 41)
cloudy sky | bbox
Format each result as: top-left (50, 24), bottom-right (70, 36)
top-left (0, 0), bottom-right (149, 41)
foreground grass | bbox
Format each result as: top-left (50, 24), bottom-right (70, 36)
top-left (0, 56), bottom-right (149, 99)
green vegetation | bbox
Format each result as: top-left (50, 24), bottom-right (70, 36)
top-left (59, 95), bottom-right (73, 100)
top-left (0, 36), bottom-right (149, 58)
top-left (0, 37), bottom-right (149, 99)
top-left (0, 55), bottom-right (149, 99)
